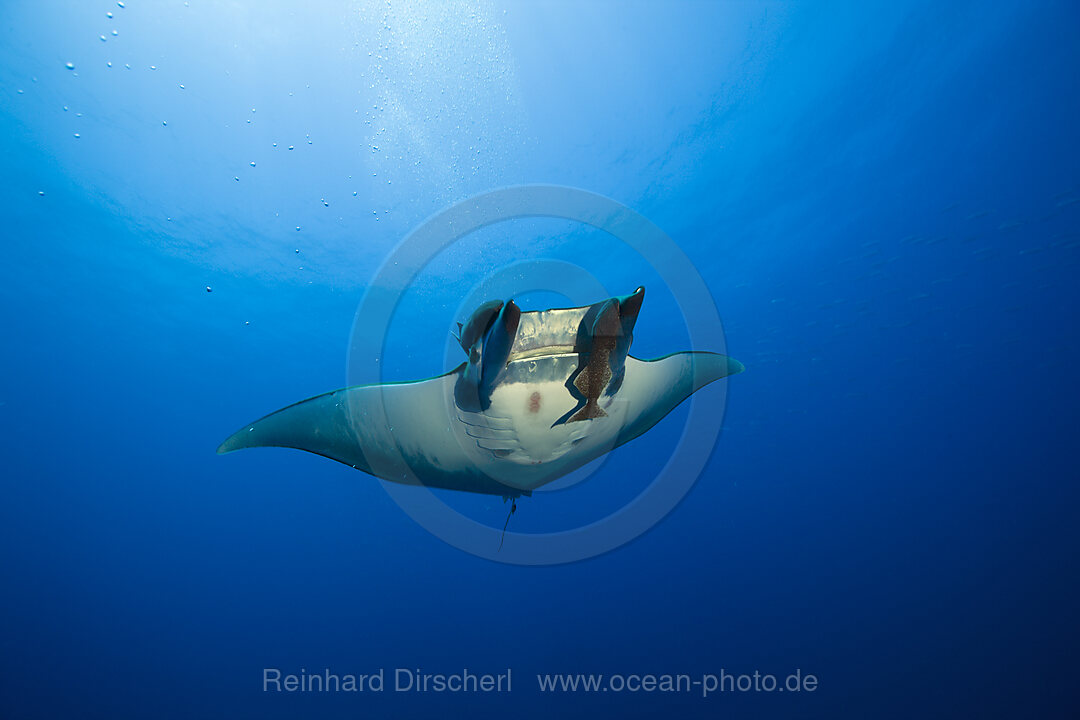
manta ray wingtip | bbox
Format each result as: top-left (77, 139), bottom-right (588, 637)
top-left (216, 426), bottom-right (255, 455)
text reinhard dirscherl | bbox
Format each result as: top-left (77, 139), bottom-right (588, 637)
top-left (263, 668), bottom-right (511, 694)
top-left (262, 668), bottom-right (819, 697)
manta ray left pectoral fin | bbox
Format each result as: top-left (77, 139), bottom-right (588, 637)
top-left (216, 386), bottom-right (377, 473)
top-left (217, 365), bottom-right (528, 498)
top-left (216, 367), bottom-right (454, 478)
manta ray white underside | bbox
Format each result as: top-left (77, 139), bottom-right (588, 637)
top-left (218, 287), bottom-right (743, 498)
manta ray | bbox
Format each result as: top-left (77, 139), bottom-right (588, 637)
top-left (217, 287), bottom-right (743, 499)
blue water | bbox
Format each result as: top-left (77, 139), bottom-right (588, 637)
top-left (2, 1), bottom-right (1078, 717)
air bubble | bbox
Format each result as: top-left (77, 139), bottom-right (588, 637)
top-left (65, 62), bottom-right (75, 70)
top-left (249, 161), bottom-right (256, 167)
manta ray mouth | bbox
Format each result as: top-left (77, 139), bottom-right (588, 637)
top-left (493, 287), bottom-right (644, 368)
top-left (506, 305), bottom-right (617, 358)
top-left (497, 354), bottom-right (580, 385)
top-left (505, 345), bottom-right (577, 362)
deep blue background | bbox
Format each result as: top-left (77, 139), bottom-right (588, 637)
top-left (2, 1), bottom-right (1078, 718)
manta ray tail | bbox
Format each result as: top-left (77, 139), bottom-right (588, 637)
top-left (499, 498), bottom-right (518, 552)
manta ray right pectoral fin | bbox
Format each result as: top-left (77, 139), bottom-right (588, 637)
top-left (617, 351), bottom-right (744, 446)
